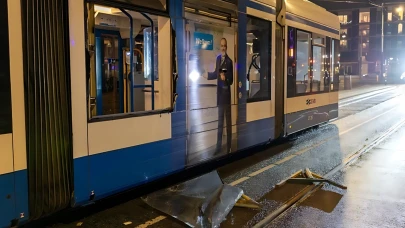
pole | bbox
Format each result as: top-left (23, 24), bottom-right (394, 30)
top-left (120, 9), bottom-right (134, 112)
top-left (381, 3), bottom-right (384, 80)
top-left (359, 32), bottom-right (362, 76)
top-left (140, 13), bottom-right (155, 110)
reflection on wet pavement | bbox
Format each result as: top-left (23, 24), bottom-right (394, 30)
top-left (267, 123), bottom-right (405, 228)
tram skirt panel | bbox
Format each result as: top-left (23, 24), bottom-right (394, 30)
top-left (21, 0), bottom-right (73, 220)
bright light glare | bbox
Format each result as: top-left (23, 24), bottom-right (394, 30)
top-left (189, 70), bottom-right (200, 82)
top-left (397, 7), bottom-right (403, 12)
top-left (95, 5), bottom-right (112, 14)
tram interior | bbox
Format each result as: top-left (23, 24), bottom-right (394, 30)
top-left (296, 31), bottom-right (327, 94)
top-left (246, 16), bottom-right (271, 100)
top-left (88, 4), bottom-right (164, 117)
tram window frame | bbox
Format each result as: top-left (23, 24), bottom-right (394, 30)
top-left (311, 33), bottom-right (328, 93)
top-left (0, 0), bottom-right (12, 134)
top-left (85, 2), bottom-right (174, 123)
top-left (295, 29), bottom-right (311, 96)
top-left (330, 39), bottom-right (340, 91)
top-left (246, 15), bottom-right (272, 103)
top-left (287, 27), bottom-right (333, 98)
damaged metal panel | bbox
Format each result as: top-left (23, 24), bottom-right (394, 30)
top-left (142, 171), bottom-right (244, 227)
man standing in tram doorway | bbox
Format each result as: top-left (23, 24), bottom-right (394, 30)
top-left (203, 37), bottom-right (234, 153)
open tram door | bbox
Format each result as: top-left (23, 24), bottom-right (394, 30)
top-left (183, 0), bottom-right (239, 165)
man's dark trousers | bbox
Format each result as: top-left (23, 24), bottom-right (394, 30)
top-left (217, 87), bottom-right (231, 152)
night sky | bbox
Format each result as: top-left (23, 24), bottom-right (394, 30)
top-left (310, 0), bottom-right (404, 11)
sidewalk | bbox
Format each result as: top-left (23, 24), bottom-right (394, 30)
top-left (268, 122), bottom-right (405, 228)
top-left (338, 84), bottom-right (396, 100)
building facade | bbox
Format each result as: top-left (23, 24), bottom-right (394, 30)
top-left (312, 1), bottom-right (405, 77)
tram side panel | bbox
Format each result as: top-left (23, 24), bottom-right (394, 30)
top-left (237, 5), bottom-right (277, 150)
top-left (284, 2), bottom-right (340, 135)
top-left (1, 0), bottom-right (29, 227)
top-left (285, 26), bottom-right (333, 134)
top-left (70, 1), bottom-right (187, 204)
top-left (329, 39), bottom-right (340, 120)
top-left (183, 2), bottom-right (278, 164)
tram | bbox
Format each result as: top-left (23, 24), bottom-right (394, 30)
top-left (0, 0), bottom-right (339, 227)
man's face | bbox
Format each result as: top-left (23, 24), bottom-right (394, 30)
top-left (220, 39), bottom-right (227, 55)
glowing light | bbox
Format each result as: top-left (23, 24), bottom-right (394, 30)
top-left (397, 7), bottom-right (403, 13)
top-left (94, 5), bottom-right (112, 14)
top-left (289, 48), bottom-right (294, 57)
top-left (189, 70), bottom-right (200, 82)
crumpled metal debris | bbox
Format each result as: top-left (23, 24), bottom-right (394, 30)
top-left (142, 171), bottom-right (243, 227)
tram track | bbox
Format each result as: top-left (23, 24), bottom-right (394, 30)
top-left (252, 117), bottom-right (405, 228)
top-left (339, 86), bottom-right (398, 107)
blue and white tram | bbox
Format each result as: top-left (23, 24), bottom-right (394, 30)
top-left (0, 0), bottom-right (339, 227)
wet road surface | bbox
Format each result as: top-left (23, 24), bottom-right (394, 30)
top-left (267, 119), bottom-right (405, 228)
top-left (42, 84), bottom-right (405, 228)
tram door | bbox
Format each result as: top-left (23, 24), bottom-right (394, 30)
top-left (95, 30), bottom-right (124, 116)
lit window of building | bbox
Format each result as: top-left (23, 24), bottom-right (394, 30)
top-left (399, 23), bottom-right (403, 34)
top-left (339, 15), bottom-right (348, 23)
top-left (340, 40), bottom-right (347, 48)
top-left (359, 12), bottom-right (370, 23)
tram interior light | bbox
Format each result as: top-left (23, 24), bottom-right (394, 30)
top-left (189, 70), bottom-right (200, 82)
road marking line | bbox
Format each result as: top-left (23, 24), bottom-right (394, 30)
top-left (229, 176), bottom-right (250, 186)
top-left (135, 216), bottom-right (166, 228)
top-left (274, 155), bottom-right (296, 165)
top-left (338, 106), bottom-right (397, 136)
top-left (339, 88), bottom-right (396, 107)
top-left (137, 102), bottom-right (400, 227)
top-left (248, 164), bottom-right (276, 177)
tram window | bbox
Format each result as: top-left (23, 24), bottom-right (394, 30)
top-left (0, 0), bottom-right (11, 134)
top-left (296, 30), bottom-right (311, 94)
top-left (86, 3), bottom-right (172, 118)
top-left (312, 46), bottom-right (324, 92)
top-left (288, 28), bottom-right (334, 96)
top-left (312, 34), bottom-right (327, 92)
top-left (246, 16), bottom-right (271, 102)
top-left (331, 39), bottom-right (340, 91)
top-left (287, 27), bottom-right (296, 98)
